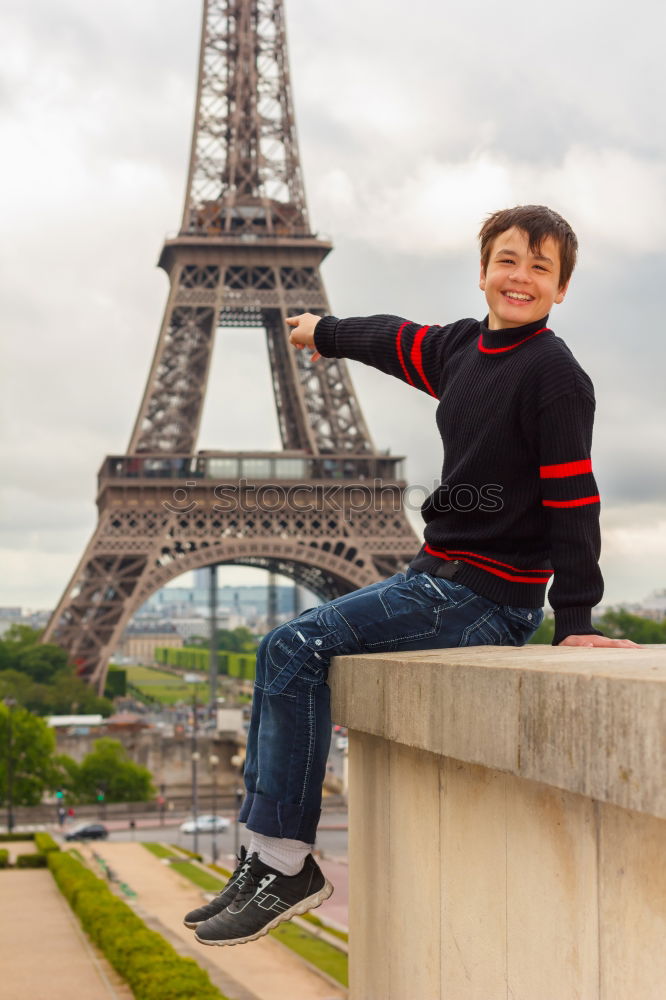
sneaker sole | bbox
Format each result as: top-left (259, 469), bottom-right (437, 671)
top-left (194, 879), bottom-right (334, 947)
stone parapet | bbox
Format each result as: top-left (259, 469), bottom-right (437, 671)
top-left (330, 645), bottom-right (666, 1000)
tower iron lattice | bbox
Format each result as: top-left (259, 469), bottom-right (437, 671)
top-left (43, 0), bottom-right (419, 692)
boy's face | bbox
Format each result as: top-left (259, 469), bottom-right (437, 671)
top-left (479, 226), bottom-right (569, 330)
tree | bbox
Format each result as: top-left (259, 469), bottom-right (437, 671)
top-left (47, 672), bottom-right (113, 717)
top-left (0, 630), bottom-right (113, 717)
top-left (52, 753), bottom-right (82, 803)
top-left (74, 738), bottom-right (155, 803)
top-left (0, 669), bottom-right (46, 711)
top-left (14, 644), bottom-right (69, 684)
top-left (528, 609), bottom-right (666, 646)
top-left (191, 626), bottom-right (258, 653)
top-left (0, 703), bottom-right (58, 806)
top-left (1, 624), bottom-right (43, 649)
top-left (597, 610), bottom-right (666, 644)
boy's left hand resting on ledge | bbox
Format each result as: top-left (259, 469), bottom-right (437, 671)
top-left (558, 635), bottom-right (643, 648)
top-left (287, 312), bottom-right (322, 361)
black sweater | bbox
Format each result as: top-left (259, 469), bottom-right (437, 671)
top-left (314, 313), bottom-right (604, 646)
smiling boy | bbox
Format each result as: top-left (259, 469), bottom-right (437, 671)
top-left (480, 224), bottom-right (570, 328)
top-left (186, 204), bottom-right (639, 949)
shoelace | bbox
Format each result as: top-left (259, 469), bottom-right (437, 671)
top-left (217, 846), bottom-right (247, 895)
top-left (232, 867), bottom-right (263, 906)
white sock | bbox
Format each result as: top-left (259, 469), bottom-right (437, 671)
top-left (248, 832), bottom-right (313, 876)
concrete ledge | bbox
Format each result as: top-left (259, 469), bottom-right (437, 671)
top-left (330, 645), bottom-right (666, 1000)
top-left (331, 644), bottom-right (666, 819)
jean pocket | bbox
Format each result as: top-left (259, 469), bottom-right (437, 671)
top-left (503, 606), bottom-right (543, 628)
top-left (498, 606), bottom-right (544, 644)
top-left (264, 623), bottom-right (343, 696)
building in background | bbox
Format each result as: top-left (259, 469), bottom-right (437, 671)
top-left (114, 622), bottom-right (183, 665)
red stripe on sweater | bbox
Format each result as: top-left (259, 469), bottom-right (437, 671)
top-left (456, 557), bottom-right (552, 584)
top-left (409, 326), bottom-right (438, 397)
top-left (542, 495), bottom-right (600, 508)
top-left (423, 544), bottom-right (552, 581)
top-left (478, 327), bottom-right (549, 354)
top-left (540, 459), bottom-right (592, 478)
top-left (395, 322), bottom-right (416, 387)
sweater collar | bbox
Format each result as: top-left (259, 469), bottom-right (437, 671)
top-left (478, 315), bottom-right (551, 354)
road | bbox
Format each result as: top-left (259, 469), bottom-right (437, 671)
top-left (104, 806), bottom-right (348, 862)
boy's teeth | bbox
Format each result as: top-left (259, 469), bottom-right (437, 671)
top-left (505, 292), bottom-right (532, 301)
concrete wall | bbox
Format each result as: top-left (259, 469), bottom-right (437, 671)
top-left (55, 729), bottom-right (241, 798)
top-left (330, 644), bottom-right (666, 1000)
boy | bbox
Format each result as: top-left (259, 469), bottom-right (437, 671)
top-left (186, 204), bottom-right (640, 947)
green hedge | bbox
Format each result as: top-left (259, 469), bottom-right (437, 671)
top-left (48, 852), bottom-right (227, 1000)
top-left (154, 647), bottom-right (256, 680)
top-left (16, 852), bottom-right (47, 868)
top-left (0, 833), bottom-right (35, 842)
top-left (34, 832), bottom-right (60, 854)
top-left (105, 666), bottom-right (127, 697)
top-left (0, 849), bottom-right (9, 868)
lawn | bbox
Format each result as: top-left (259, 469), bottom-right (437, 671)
top-left (143, 842), bottom-right (177, 860)
top-left (126, 665), bottom-right (182, 684)
top-left (126, 664), bottom-right (210, 704)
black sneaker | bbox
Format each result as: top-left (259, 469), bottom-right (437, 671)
top-left (194, 851), bottom-right (333, 946)
top-left (183, 845), bottom-right (251, 929)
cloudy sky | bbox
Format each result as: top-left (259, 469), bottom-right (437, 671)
top-left (2, 0), bottom-right (665, 611)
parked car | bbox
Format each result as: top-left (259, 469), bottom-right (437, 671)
top-left (179, 814), bottom-right (231, 834)
top-left (64, 822), bottom-right (109, 841)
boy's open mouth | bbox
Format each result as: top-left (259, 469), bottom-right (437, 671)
top-left (502, 291), bottom-right (534, 302)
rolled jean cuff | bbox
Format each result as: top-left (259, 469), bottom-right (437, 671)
top-left (240, 791), bottom-right (321, 844)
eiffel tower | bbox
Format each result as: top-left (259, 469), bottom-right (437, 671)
top-left (43, 0), bottom-right (419, 692)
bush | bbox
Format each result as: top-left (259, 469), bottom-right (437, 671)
top-left (104, 666), bottom-right (127, 698)
top-left (34, 832), bottom-right (60, 854)
top-left (48, 852), bottom-right (226, 1000)
top-left (0, 833), bottom-right (35, 842)
top-left (0, 849), bottom-right (9, 868)
top-left (16, 852), bottom-right (47, 868)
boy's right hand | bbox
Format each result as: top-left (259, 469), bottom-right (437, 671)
top-left (287, 313), bottom-right (322, 362)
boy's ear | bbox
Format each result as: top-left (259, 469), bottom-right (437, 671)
top-left (554, 279), bottom-right (570, 305)
top-left (479, 261), bottom-right (487, 291)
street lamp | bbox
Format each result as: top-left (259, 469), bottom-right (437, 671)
top-left (191, 751), bottom-right (200, 856)
top-left (186, 679), bottom-right (201, 855)
top-left (209, 753), bottom-right (219, 863)
top-left (3, 698), bottom-right (17, 834)
top-left (230, 753), bottom-right (244, 858)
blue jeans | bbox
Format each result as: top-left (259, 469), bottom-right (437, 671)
top-left (239, 569), bottom-right (543, 843)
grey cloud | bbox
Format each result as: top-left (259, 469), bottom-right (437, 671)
top-left (2, 0), bottom-right (665, 609)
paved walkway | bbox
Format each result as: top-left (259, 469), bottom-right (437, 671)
top-left (0, 869), bottom-right (133, 1000)
top-left (85, 842), bottom-right (346, 1000)
top-left (2, 838), bottom-right (36, 863)
top-left (316, 857), bottom-right (348, 931)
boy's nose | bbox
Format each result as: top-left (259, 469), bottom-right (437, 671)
top-left (509, 263), bottom-right (531, 282)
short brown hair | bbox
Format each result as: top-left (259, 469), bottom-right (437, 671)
top-left (479, 205), bottom-right (578, 289)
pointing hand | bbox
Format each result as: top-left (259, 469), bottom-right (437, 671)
top-left (287, 313), bottom-right (322, 362)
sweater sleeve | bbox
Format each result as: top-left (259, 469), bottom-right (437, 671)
top-left (537, 392), bottom-right (605, 645)
top-left (314, 314), bottom-right (447, 398)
